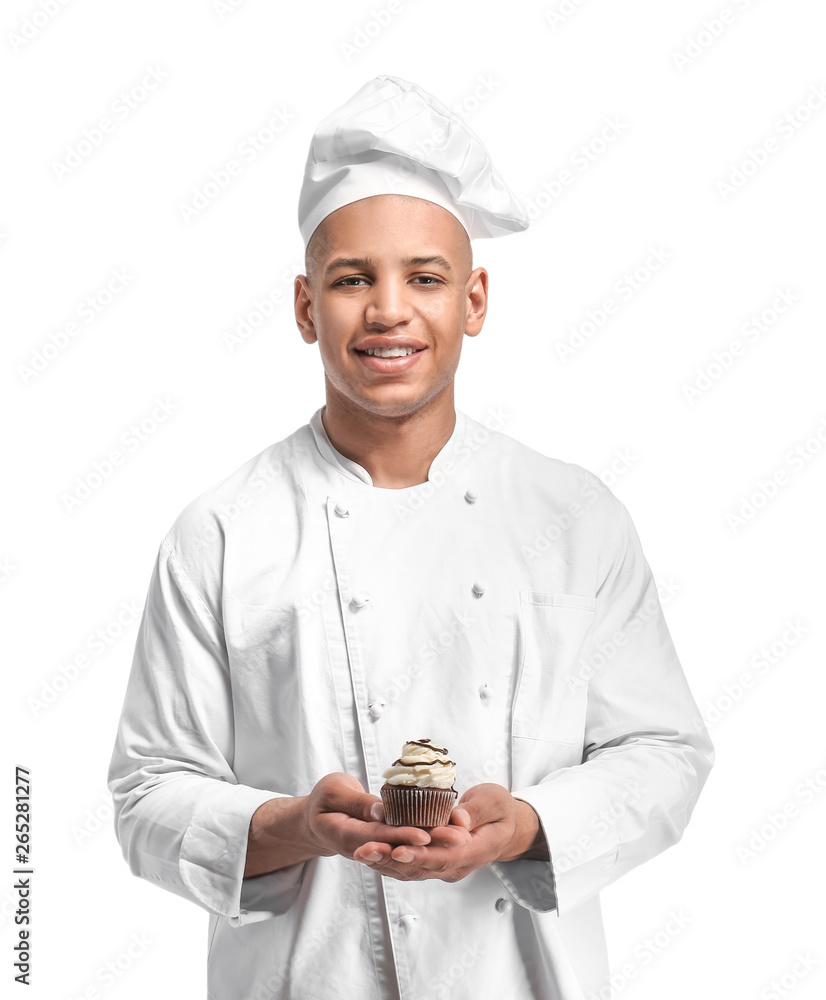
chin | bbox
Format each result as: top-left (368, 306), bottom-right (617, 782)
top-left (328, 371), bottom-right (447, 420)
top-left (361, 399), bottom-right (422, 419)
top-left (355, 391), bottom-right (433, 420)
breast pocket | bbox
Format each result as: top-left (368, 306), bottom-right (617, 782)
top-left (512, 590), bottom-right (598, 747)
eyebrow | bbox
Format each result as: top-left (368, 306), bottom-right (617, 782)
top-left (324, 254), bottom-right (454, 276)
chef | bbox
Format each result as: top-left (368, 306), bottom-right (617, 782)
top-left (107, 75), bottom-right (714, 1000)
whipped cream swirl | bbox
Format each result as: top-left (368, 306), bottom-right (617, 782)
top-left (382, 738), bottom-right (456, 789)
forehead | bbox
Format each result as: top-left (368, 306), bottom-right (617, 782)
top-left (316, 195), bottom-right (467, 251)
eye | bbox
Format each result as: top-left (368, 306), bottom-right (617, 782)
top-left (334, 276), bottom-right (368, 287)
top-left (413, 276), bottom-right (442, 285)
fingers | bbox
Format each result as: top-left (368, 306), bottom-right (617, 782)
top-left (341, 815), bottom-right (431, 847)
top-left (354, 843), bottom-right (392, 864)
top-left (353, 839), bottom-right (469, 876)
top-left (373, 823), bottom-right (432, 846)
top-left (358, 822), bottom-right (468, 851)
top-left (386, 842), bottom-right (461, 867)
top-left (351, 826), bottom-right (468, 858)
top-left (423, 823), bottom-right (471, 848)
top-left (355, 830), bottom-right (471, 865)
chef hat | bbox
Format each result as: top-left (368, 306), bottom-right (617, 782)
top-left (297, 74), bottom-right (530, 247)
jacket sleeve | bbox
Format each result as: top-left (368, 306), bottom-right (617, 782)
top-left (107, 537), bottom-right (308, 926)
top-left (488, 497), bottom-right (714, 916)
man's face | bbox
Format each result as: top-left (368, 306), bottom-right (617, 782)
top-left (295, 194), bottom-right (487, 420)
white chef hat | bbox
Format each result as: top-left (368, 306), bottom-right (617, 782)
top-left (297, 74), bottom-right (530, 247)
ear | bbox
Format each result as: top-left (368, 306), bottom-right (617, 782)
top-left (464, 267), bottom-right (488, 338)
top-left (294, 275), bottom-right (318, 344)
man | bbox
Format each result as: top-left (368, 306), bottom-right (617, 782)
top-left (108, 76), bottom-right (714, 1000)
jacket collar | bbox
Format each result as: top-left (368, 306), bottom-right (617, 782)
top-left (308, 404), bottom-right (467, 488)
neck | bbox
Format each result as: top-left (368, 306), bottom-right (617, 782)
top-left (321, 389), bottom-right (456, 489)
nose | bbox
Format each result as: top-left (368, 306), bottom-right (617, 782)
top-left (364, 276), bottom-right (414, 328)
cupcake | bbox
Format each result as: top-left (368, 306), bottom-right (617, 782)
top-left (380, 738), bottom-right (458, 828)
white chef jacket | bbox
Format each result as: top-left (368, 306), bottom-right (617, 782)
top-left (107, 405), bottom-right (714, 1000)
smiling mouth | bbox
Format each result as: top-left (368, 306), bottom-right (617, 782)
top-left (356, 347), bottom-right (425, 358)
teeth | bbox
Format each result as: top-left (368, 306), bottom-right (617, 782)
top-left (364, 347), bottom-right (417, 357)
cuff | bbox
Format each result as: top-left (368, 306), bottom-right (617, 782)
top-left (234, 859), bottom-right (311, 927)
top-left (487, 857), bottom-right (558, 913)
top-left (487, 791), bottom-right (558, 913)
top-left (506, 776), bottom-right (619, 917)
top-left (179, 785), bottom-right (302, 921)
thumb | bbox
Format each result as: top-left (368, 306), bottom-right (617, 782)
top-left (349, 790), bottom-right (384, 823)
top-left (369, 800), bottom-right (385, 822)
top-left (325, 773), bottom-right (379, 822)
top-left (451, 804), bottom-right (473, 829)
top-left (451, 789), bottom-right (481, 830)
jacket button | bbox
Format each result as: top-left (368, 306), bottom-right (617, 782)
top-left (368, 701), bottom-right (385, 718)
top-left (350, 593), bottom-right (370, 609)
top-left (478, 683), bottom-right (493, 701)
top-left (398, 913), bottom-right (418, 930)
top-left (464, 488), bottom-right (479, 504)
top-left (472, 581), bottom-right (486, 597)
top-left (334, 502), bottom-right (350, 518)
top-left (495, 897), bottom-right (513, 915)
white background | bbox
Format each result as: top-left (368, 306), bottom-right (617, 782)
top-left (3, 0), bottom-right (825, 997)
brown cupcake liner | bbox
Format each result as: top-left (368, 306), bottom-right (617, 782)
top-left (380, 782), bottom-right (457, 828)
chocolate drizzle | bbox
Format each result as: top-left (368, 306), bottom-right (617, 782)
top-left (386, 738), bottom-right (457, 782)
top-left (383, 737), bottom-right (457, 795)
top-left (390, 738), bottom-right (455, 767)
top-left (408, 738), bottom-right (449, 755)
top-left (391, 758), bottom-right (456, 767)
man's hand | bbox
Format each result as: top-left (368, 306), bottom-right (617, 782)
top-left (352, 783), bottom-right (547, 883)
top-left (305, 771), bottom-right (454, 858)
top-left (244, 772), bottom-right (474, 879)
